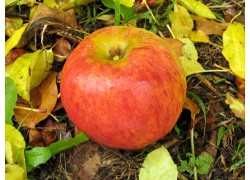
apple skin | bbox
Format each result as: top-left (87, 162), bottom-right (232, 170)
top-left (60, 26), bottom-right (186, 150)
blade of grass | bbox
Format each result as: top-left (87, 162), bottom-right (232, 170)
top-left (114, 0), bottom-right (120, 25)
top-left (187, 91), bottom-right (207, 139)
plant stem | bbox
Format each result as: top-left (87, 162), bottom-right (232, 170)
top-left (15, 106), bottom-right (47, 113)
top-left (191, 128), bottom-right (198, 180)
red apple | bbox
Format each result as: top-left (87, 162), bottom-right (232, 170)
top-left (60, 26), bottom-right (186, 150)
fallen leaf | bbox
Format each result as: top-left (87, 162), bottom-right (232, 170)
top-left (225, 93), bottom-right (245, 120)
top-left (14, 72), bottom-right (58, 125)
top-left (5, 23), bottom-right (28, 56)
top-left (163, 38), bottom-right (184, 57)
top-left (5, 77), bottom-right (17, 125)
top-left (222, 22), bottom-right (245, 79)
top-left (169, 4), bottom-right (193, 38)
top-left (5, 0), bottom-right (36, 7)
top-left (183, 97), bottom-right (200, 122)
top-left (177, 0), bottom-right (216, 19)
top-left (71, 143), bottom-right (101, 178)
top-left (29, 129), bottom-right (57, 147)
top-left (189, 30), bottom-right (210, 43)
top-left (25, 132), bottom-right (89, 172)
top-left (5, 164), bottom-right (26, 180)
top-left (178, 38), bottom-right (205, 76)
top-left (139, 146), bottom-right (178, 180)
top-left (5, 48), bottom-right (27, 65)
top-left (6, 49), bottom-right (54, 101)
top-left (44, 0), bottom-right (96, 10)
top-left (18, 3), bottom-right (78, 47)
top-left (235, 76), bottom-right (245, 97)
top-left (5, 124), bottom-right (26, 179)
top-left (53, 38), bottom-right (72, 62)
top-left (192, 15), bottom-right (228, 36)
top-left (5, 17), bottom-right (23, 37)
top-left (179, 38), bottom-right (198, 61)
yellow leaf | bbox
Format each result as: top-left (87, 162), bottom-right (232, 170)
top-left (5, 0), bottom-right (36, 7)
top-left (179, 38), bottom-right (198, 61)
top-left (5, 124), bottom-right (26, 179)
top-left (169, 4), bottom-right (193, 38)
top-left (225, 93), bottom-right (245, 119)
top-left (6, 49), bottom-right (54, 101)
top-left (177, 0), bottom-right (216, 19)
top-left (179, 38), bottom-right (206, 76)
top-left (120, 0), bottom-right (135, 7)
top-left (181, 56), bottom-right (205, 76)
top-left (222, 22), bottom-right (245, 79)
top-left (189, 30), bottom-right (210, 43)
top-left (5, 24), bottom-right (28, 56)
top-left (139, 146), bottom-right (178, 180)
top-left (5, 164), bottom-right (25, 180)
top-left (15, 72), bottom-right (58, 125)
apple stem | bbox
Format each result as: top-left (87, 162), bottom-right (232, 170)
top-left (113, 55), bottom-right (120, 61)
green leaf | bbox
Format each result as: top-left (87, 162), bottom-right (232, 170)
top-left (5, 77), bottom-right (17, 125)
top-left (217, 127), bottom-right (225, 146)
top-left (222, 22), bottom-right (245, 79)
top-left (25, 132), bottom-right (89, 172)
top-left (5, 24), bottom-right (28, 56)
top-left (47, 132), bottom-right (89, 156)
top-left (101, 0), bottom-right (135, 22)
top-left (195, 153), bottom-right (213, 175)
top-left (177, 0), bottom-right (216, 19)
top-left (178, 153), bottom-right (213, 176)
top-left (5, 124), bottom-right (26, 179)
top-left (139, 146), bottom-right (178, 180)
top-left (6, 49), bottom-right (54, 101)
top-left (25, 147), bottom-right (52, 172)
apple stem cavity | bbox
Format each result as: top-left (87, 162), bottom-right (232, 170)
top-left (109, 48), bottom-right (123, 61)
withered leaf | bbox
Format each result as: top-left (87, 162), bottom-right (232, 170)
top-left (29, 129), bottom-right (57, 147)
top-left (183, 97), bottom-right (200, 123)
top-left (5, 48), bottom-right (27, 65)
top-left (192, 15), bottom-right (228, 36)
top-left (14, 72), bottom-right (58, 125)
top-left (18, 3), bottom-right (78, 47)
top-left (53, 38), bottom-right (72, 62)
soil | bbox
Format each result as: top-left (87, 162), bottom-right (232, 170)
top-left (6, 0), bottom-right (245, 179)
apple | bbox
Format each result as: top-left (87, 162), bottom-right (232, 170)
top-left (60, 26), bottom-right (186, 150)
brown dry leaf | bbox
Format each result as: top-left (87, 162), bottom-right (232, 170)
top-left (5, 48), bottom-right (27, 65)
top-left (183, 97), bottom-right (200, 127)
top-left (29, 129), bottom-right (57, 147)
top-left (53, 38), bottom-right (72, 62)
top-left (71, 142), bottom-right (101, 179)
top-left (18, 3), bottom-right (78, 47)
top-left (14, 72), bottom-right (58, 125)
top-left (192, 15), bottom-right (229, 36)
top-left (163, 38), bottom-right (184, 57)
top-left (235, 77), bottom-right (245, 94)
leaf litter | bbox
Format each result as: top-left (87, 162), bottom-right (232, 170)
top-left (5, 0), bottom-right (245, 179)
